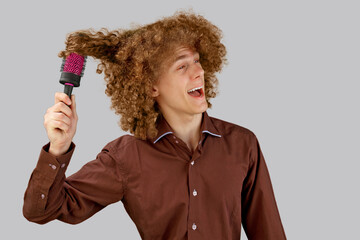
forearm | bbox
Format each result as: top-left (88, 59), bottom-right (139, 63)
top-left (23, 142), bottom-right (75, 223)
top-left (23, 141), bottom-right (125, 225)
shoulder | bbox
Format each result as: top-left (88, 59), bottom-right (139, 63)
top-left (209, 116), bottom-right (262, 162)
top-left (209, 115), bottom-right (257, 140)
top-left (102, 134), bottom-right (139, 152)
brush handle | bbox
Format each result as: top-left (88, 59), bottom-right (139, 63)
top-left (64, 84), bottom-right (74, 98)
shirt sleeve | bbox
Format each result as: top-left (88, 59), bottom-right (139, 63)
top-left (241, 134), bottom-right (287, 239)
top-left (23, 142), bottom-right (125, 224)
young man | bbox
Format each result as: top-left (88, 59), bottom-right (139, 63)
top-left (23, 10), bottom-right (287, 239)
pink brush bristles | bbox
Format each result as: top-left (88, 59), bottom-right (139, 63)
top-left (63, 53), bottom-right (85, 76)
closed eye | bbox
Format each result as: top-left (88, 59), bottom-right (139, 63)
top-left (177, 59), bottom-right (200, 71)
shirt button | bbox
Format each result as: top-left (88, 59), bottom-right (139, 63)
top-left (175, 140), bottom-right (179, 144)
top-left (191, 161), bottom-right (195, 165)
top-left (173, 136), bottom-right (176, 139)
top-left (193, 189), bottom-right (197, 196)
top-left (41, 194), bottom-right (45, 199)
top-left (192, 223), bottom-right (197, 230)
top-left (61, 163), bottom-right (66, 168)
top-left (49, 164), bottom-right (56, 170)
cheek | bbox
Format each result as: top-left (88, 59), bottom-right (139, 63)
top-left (162, 85), bottom-right (183, 101)
top-left (162, 80), bottom-right (184, 96)
top-left (156, 73), bottom-right (187, 101)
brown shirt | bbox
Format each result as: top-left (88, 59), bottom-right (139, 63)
top-left (23, 111), bottom-right (286, 240)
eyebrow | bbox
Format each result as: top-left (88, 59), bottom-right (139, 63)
top-left (173, 52), bottom-right (200, 64)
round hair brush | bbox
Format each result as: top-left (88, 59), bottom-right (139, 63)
top-left (59, 53), bottom-right (87, 98)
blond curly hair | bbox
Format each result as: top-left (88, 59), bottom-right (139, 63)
top-left (58, 10), bottom-right (227, 140)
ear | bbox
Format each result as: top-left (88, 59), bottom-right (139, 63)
top-left (151, 84), bottom-right (160, 98)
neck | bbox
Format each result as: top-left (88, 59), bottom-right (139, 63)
top-left (161, 111), bottom-right (203, 152)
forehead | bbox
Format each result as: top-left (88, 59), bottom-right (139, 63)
top-left (167, 46), bottom-right (199, 65)
top-left (174, 48), bottom-right (199, 61)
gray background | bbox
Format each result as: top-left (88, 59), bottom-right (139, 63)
top-left (1, 0), bottom-right (359, 239)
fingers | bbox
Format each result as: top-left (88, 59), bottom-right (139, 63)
top-left (44, 110), bottom-right (71, 132)
top-left (52, 112), bottom-right (71, 126)
top-left (55, 92), bottom-right (71, 105)
top-left (50, 120), bottom-right (70, 132)
top-left (44, 92), bottom-right (78, 133)
top-left (44, 93), bottom-right (78, 152)
top-left (53, 92), bottom-right (77, 119)
top-left (51, 101), bottom-right (73, 119)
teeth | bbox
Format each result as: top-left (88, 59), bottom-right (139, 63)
top-left (188, 86), bottom-right (203, 93)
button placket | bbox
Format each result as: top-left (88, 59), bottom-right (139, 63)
top-left (188, 150), bottom-right (202, 234)
top-left (189, 156), bottom-right (199, 233)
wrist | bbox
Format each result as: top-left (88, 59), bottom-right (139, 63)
top-left (49, 143), bottom-right (71, 157)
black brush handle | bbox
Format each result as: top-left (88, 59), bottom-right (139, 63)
top-left (60, 71), bottom-right (81, 98)
top-left (64, 84), bottom-right (73, 99)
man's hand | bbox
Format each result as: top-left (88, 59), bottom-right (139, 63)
top-left (43, 92), bottom-right (78, 156)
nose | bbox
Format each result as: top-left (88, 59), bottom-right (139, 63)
top-left (191, 62), bottom-right (204, 80)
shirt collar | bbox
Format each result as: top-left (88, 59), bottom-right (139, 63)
top-left (151, 111), bottom-right (222, 144)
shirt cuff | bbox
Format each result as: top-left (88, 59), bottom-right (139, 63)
top-left (35, 142), bottom-right (76, 179)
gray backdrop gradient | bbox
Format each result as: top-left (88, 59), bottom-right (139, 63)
top-left (1, 0), bottom-right (359, 239)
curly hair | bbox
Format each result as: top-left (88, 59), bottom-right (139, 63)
top-left (58, 9), bottom-right (227, 140)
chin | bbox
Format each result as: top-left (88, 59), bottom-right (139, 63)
top-left (197, 104), bottom-right (208, 113)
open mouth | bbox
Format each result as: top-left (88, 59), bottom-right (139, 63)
top-left (187, 86), bottom-right (204, 98)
